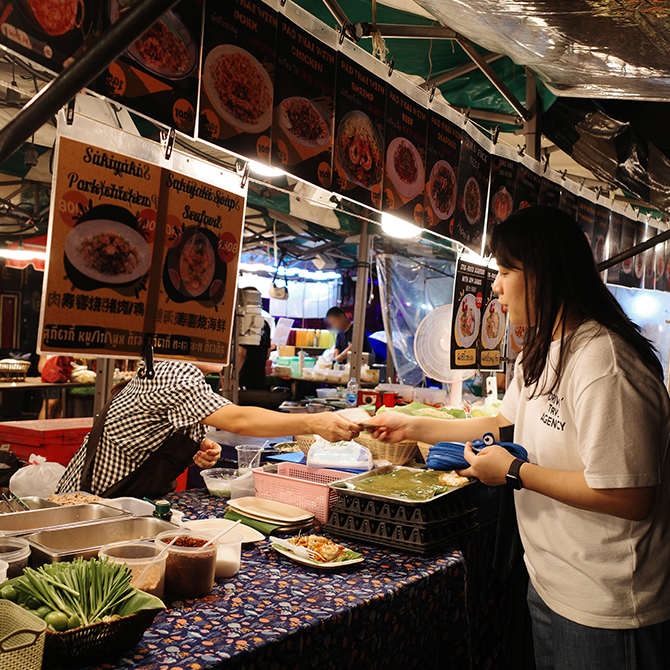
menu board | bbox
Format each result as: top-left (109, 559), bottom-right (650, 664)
top-left (644, 224), bottom-right (657, 291)
top-left (538, 177), bottom-right (561, 208)
top-left (657, 241), bottom-right (668, 292)
top-left (0, 0), bottom-right (100, 73)
top-left (271, 9), bottom-right (336, 188)
top-left (577, 198), bottom-right (596, 245)
top-left (93, 0), bottom-right (202, 137)
top-left (450, 258), bottom-right (486, 369)
top-left (39, 135), bottom-right (246, 364)
top-left (558, 187), bottom-right (579, 221)
top-left (487, 153), bottom-right (516, 241)
top-left (198, 0), bottom-right (277, 162)
top-left (631, 220), bottom-right (646, 288)
top-left (664, 241), bottom-right (670, 292)
top-left (382, 83), bottom-right (428, 226)
top-left (619, 215), bottom-right (637, 287)
top-left (332, 48), bottom-right (386, 210)
top-left (479, 266), bottom-right (505, 370)
top-left (592, 205), bottom-right (609, 265)
top-left (424, 107), bottom-right (461, 234)
top-left (606, 211), bottom-right (622, 285)
top-left (514, 163), bottom-right (541, 209)
top-left (451, 132), bottom-right (490, 255)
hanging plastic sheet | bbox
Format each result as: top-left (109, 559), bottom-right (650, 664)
top-left (414, 0), bottom-right (670, 101)
top-left (376, 253), bottom-right (455, 385)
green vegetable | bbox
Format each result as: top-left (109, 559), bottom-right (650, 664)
top-left (67, 613), bottom-right (81, 629)
top-left (25, 596), bottom-right (41, 609)
top-left (36, 606), bottom-right (52, 619)
top-left (1, 585), bottom-right (18, 602)
top-left (45, 611), bottom-right (69, 632)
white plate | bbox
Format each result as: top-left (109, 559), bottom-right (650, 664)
top-left (454, 292), bottom-right (480, 349)
top-left (272, 543), bottom-right (364, 570)
top-left (386, 136), bottom-right (424, 200)
top-left (64, 219), bottom-right (151, 284)
top-left (481, 299), bottom-right (505, 350)
top-left (186, 518), bottom-right (265, 543)
top-left (226, 497), bottom-right (313, 524)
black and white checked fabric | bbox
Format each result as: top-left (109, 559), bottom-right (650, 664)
top-left (57, 361), bottom-right (229, 495)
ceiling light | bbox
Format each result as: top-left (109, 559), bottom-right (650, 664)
top-left (381, 212), bottom-right (421, 239)
top-left (248, 160), bottom-right (284, 178)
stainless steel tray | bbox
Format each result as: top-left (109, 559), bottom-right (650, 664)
top-left (0, 503), bottom-right (129, 537)
top-left (328, 465), bottom-right (474, 506)
top-left (29, 517), bottom-right (178, 565)
top-left (18, 497), bottom-right (60, 511)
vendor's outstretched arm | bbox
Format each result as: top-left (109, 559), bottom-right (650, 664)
top-left (366, 412), bottom-right (511, 445)
top-left (203, 405), bottom-right (361, 443)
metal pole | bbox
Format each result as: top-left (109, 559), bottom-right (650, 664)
top-left (0, 0), bottom-right (180, 165)
top-left (423, 54), bottom-right (504, 89)
top-left (383, 248), bottom-right (395, 384)
top-left (598, 227), bottom-right (670, 272)
top-left (350, 221), bottom-right (371, 384)
top-left (524, 68), bottom-right (541, 160)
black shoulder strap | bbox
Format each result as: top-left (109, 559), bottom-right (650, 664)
top-left (80, 395), bottom-right (116, 493)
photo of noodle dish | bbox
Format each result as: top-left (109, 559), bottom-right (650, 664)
top-left (386, 137), bottom-right (424, 200)
top-left (490, 187), bottom-right (513, 224)
top-left (20, 0), bottom-right (84, 37)
top-left (64, 219), bottom-right (150, 285)
top-left (336, 110), bottom-right (383, 189)
top-left (463, 177), bottom-right (482, 225)
top-left (482, 299), bottom-right (504, 350)
top-left (278, 97), bottom-right (331, 148)
top-left (110, 1), bottom-right (197, 80)
top-left (203, 45), bottom-right (273, 134)
top-left (428, 160), bottom-right (457, 221)
top-left (455, 293), bottom-right (480, 349)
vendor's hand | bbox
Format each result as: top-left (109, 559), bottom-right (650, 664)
top-left (310, 413), bottom-right (361, 442)
top-left (193, 438), bottom-right (221, 469)
top-left (455, 443), bottom-right (515, 486)
top-left (364, 413), bottom-right (412, 443)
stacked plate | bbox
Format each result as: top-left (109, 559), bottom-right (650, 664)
top-left (226, 497), bottom-right (314, 533)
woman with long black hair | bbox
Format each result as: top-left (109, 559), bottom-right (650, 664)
top-left (369, 206), bottom-right (670, 669)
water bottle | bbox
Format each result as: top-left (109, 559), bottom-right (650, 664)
top-left (346, 377), bottom-right (359, 408)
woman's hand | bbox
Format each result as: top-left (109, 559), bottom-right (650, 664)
top-left (310, 412), bottom-right (361, 442)
top-left (193, 438), bottom-right (221, 469)
top-left (364, 412), bottom-right (413, 443)
top-left (456, 443), bottom-right (515, 486)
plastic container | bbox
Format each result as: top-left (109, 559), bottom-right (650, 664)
top-left (316, 388), bottom-right (338, 399)
top-left (155, 530), bottom-right (218, 599)
top-left (0, 560), bottom-right (8, 583)
top-left (213, 532), bottom-right (242, 578)
top-left (0, 537), bottom-right (30, 579)
top-left (235, 445), bottom-right (263, 475)
top-left (201, 468), bottom-right (238, 497)
top-left (99, 541), bottom-right (166, 599)
top-left (253, 462), bottom-right (345, 523)
top-left (100, 497), bottom-right (155, 516)
top-left (230, 471), bottom-right (255, 499)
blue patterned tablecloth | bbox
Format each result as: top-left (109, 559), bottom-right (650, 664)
top-left (79, 489), bottom-right (475, 670)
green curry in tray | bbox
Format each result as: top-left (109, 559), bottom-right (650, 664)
top-left (333, 468), bottom-right (470, 502)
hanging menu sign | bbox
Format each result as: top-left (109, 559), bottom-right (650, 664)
top-left (382, 80), bottom-right (428, 226)
top-left (332, 45), bottom-right (386, 209)
top-left (592, 204), bottom-right (609, 265)
top-left (606, 210), bottom-right (622, 285)
top-left (538, 177), bottom-right (561, 208)
top-left (450, 258), bottom-right (485, 369)
top-left (487, 150), bottom-right (517, 243)
top-left (452, 131), bottom-right (490, 255)
top-left (658, 241), bottom-right (669, 293)
top-left (577, 197), bottom-right (596, 245)
top-left (664, 240), bottom-right (670, 293)
top-left (644, 224), bottom-right (657, 291)
top-left (558, 186), bottom-right (579, 221)
top-left (619, 215), bottom-right (637, 287)
top-left (39, 129), bottom-right (246, 364)
top-left (93, 0), bottom-right (203, 137)
top-left (424, 103), bottom-right (461, 234)
top-left (198, 0), bottom-right (277, 162)
top-left (479, 267), bottom-right (504, 370)
top-left (632, 220), bottom-right (646, 288)
top-left (514, 162), bottom-right (541, 209)
top-left (271, 7), bottom-right (336, 189)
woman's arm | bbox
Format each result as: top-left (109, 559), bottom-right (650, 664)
top-left (366, 412), bottom-right (512, 445)
top-left (203, 405), bottom-right (361, 443)
top-left (457, 443), bottom-right (656, 521)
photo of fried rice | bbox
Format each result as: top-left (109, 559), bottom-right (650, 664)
top-left (78, 231), bottom-right (139, 276)
top-left (279, 97), bottom-right (331, 148)
top-left (455, 293), bottom-right (480, 348)
top-left (24, 0), bottom-right (83, 36)
top-left (386, 137), bottom-right (424, 200)
top-left (464, 177), bottom-right (481, 225)
top-left (428, 160), bottom-right (457, 221)
top-left (336, 111), bottom-right (383, 190)
top-left (204, 45), bottom-right (273, 133)
top-left (460, 304), bottom-right (475, 338)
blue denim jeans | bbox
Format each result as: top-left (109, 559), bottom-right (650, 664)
top-left (527, 581), bottom-right (670, 670)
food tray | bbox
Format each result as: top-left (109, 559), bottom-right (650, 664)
top-left (44, 609), bottom-right (158, 666)
top-left (328, 465), bottom-right (474, 506)
top-left (28, 517), bottom-right (177, 565)
top-left (16, 497), bottom-right (60, 511)
top-left (0, 504), bottom-right (128, 537)
top-left (253, 462), bottom-right (345, 523)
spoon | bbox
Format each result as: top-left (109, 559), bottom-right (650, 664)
top-left (134, 534), bottom-right (179, 589)
top-left (202, 519), bottom-right (242, 547)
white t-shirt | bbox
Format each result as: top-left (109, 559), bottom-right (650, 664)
top-left (499, 321), bottom-right (670, 629)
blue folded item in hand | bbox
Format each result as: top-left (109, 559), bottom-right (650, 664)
top-left (426, 432), bottom-right (529, 471)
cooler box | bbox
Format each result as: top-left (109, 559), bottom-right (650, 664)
top-left (0, 418), bottom-right (93, 466)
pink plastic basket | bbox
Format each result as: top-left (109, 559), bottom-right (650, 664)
top-left (252, 462), bottom-right (345, 523)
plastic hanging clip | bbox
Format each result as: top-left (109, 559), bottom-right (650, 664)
top-left (280, 0), bottom-right (287, 6)
top-left (429, 84), bottom-right (436, 103)
top-left (543, 151), bottom-right (550, 173)
top-left (579, 177), bottom-right (586, 191)
top-left (492, 125), bottom-right (500, 145)
top-left (388, 55), bottom-right (396, 77)
top-left (517, 144), bottom-right (526, 157)
top-left (339, 24), bottom-right (347, 45)
top-left (464, 107), bottom-right (471, 124)
top-left (236, 160), bottom-right (250, 189)
top-left (595, 187), bottom-right (601, 201)
top-left (160, 127), bottom-right (175, 160)
top-left (66, 98), bottom-right (75, 125)
top-left (142, 336), bottom-right (155, 380)
top-left (561, 169), bottom-right (568, 181)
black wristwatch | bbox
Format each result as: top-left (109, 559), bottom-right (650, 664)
top-left (506, 458), bottom-right (525, 490)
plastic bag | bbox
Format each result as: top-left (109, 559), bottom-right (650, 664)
top-left (9, 454), bottom-right (66, 498)
top-left (307, 437), bottom-right (373, 471)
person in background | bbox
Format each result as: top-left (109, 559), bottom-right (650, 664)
top-left (326, 306), bottom-right (375, 366)
top-left (38, 354), bottom-right (72, 419)
top-left (239, 320), bottom-right (272, 391)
